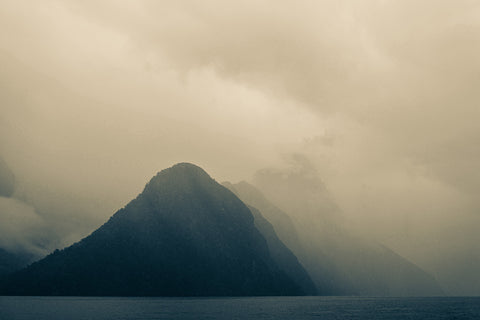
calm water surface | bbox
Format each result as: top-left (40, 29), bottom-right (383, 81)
top-left (0, 296), bottom-right (479, 320)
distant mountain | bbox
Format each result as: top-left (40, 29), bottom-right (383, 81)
top-left (0, 248), bottom-right (33, 277)
top-left (1, 163), bottom-right (305, 296)
top-left (222, 181), bottom-right (336, 294)
top-left (232, 178), bottom-right (443, 296)
top-left (223, 181), bottom-right (302, 254)
top-left (0, 157), bottom-right (15, 198)
top-left (223, 181), bottom-right (316, 295)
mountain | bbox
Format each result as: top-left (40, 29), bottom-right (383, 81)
top-left (1, 163), bottom-right (305, 296)
top-left (222, 181), bottom-right (335, 294)
top-left (223, 181), bottom-right (302, 254)
top-left (235, 174), bottom-right (443, 296)
top-left (0, 248), bottom-right (33, 277)
top-left (223, 181), bottom-right (316, 295)
top-left (222, 181), bottom-right (343, 294)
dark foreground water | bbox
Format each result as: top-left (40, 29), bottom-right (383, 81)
top-left (1, 296), bottom-right (479, 320)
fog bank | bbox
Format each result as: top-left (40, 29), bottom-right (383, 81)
top-left (1, 0), bottom-right (479, 295)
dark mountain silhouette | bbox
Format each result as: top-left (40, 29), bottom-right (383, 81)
top-left (1, 163), bottom-right (305, 296)
top-left (228, 179), bottom-right (443, 296)
top-left (0, 157), bottom-right (15, 198)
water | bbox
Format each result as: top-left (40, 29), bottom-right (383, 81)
top-left (0, 296), bottom-right (479, 320)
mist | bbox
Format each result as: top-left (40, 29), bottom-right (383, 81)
top-left (0, 0), bottom-right (479, 295)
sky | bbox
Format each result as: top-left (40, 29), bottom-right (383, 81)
top-left (0, 0), bottom-right (479, 294)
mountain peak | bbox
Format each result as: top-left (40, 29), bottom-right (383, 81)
top-left (143, 162), bottom-right (213, 195)
top-left (170, 162), bottom-right (206, 171)
top-left (1, 163), bottom-right (306, 296)
top-left (154, 162), bottom-right (210, 178)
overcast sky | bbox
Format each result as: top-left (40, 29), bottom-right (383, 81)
top-left (1, 0), bottom-right (479, 294)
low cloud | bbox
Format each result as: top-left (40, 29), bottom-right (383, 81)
top-left (0, 197), bottom-right (50, 256)
top-left (0, 0), bottom-right (479, 294)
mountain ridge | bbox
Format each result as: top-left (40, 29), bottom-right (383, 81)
top-left (226, 180), bottom-right (443, 296)
top-left (1, 163), bottom-right (306, 296)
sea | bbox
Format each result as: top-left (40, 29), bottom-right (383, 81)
top-left (0, 296), bottom-right (479, 320)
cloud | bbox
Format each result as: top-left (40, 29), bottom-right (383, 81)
top-left (59, 0), bottom-right (480, 195)
top-left (0, 0), bottom-right (479, 294)
top-left (0, 197), bottom-right (50, 256)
